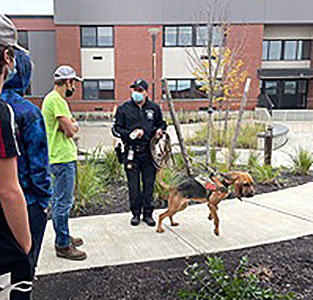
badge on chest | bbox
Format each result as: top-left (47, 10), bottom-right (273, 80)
top-left (145, 109), bottom-right (154, 121)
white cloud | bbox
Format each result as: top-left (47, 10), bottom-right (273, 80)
top-left (0, 0), bottom-right (53, 15)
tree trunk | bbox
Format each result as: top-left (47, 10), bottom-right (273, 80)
top-left (228, 78), bottom-right (251, 169)
top-left (223, 99), bottom-right (231, 147)
top-left (163, 80), bottom-right (192, 177)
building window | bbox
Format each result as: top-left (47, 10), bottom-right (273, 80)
top-left (268, 41), bottom-right (282, 60)
top-left (264, 81), bottom-right (277, 95)
top-left (196, 25), bottom-right (223, 47)
top-left (284, 41), bottom-right (297, 60)
top-left (81, 26), bottom-right (114, 47)
top-left (164, 26), bottom-right (178, 46)
top-left (284, 81), bottom-right (296, 95)
top-left (83, 80), bottom-right (115, 100)
top-left (17, 31), bottom-right (29, 50)
top-left (162, 79), bottom-right (208, 99)
top-left (178, 26), bottom-right (192, 46)
top-left (164, 25), bottom-right (222, 47)
top-left (263, 40), bottom-right (311, 61)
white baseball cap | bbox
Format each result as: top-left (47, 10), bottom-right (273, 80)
top-left (0, 14), bottom-right (28, 53)
top-left (54, 65), bottom-right (83, 82)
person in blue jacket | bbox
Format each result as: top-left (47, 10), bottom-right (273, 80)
top-left (2, 49), bottom-right (53, 276)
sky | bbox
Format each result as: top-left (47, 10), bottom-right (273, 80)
top-left (0, 0), bottom-right (54, 15)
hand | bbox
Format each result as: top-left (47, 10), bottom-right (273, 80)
top-left (156, 129), bottom-right (163, 139)
top-left (136, 129), bottom-right (144, 139)
top-left (130, 129), bottom-right (144, 140)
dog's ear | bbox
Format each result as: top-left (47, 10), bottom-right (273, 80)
top-left (234, 181), bottom-right (243, 200)
top-left (220, 172), bottom-right (239, 183)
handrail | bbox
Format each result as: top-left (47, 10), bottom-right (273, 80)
top-left (258, 93), bottom-right (275, 116)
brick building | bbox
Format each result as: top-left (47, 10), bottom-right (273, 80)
top-left (10, 0), bottom-right (313, 112)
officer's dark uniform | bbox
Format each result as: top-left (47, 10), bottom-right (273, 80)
top-left (112, 97), bottom-right (167, 220)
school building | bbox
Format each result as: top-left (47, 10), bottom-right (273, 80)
top-left (10, 0), bottom-right (313, 112)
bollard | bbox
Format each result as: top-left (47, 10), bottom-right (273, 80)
top-left (264, 125), bottom-right (273, 166)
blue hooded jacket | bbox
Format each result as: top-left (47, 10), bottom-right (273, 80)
top-left (2, 50), bottom-right (53, 208)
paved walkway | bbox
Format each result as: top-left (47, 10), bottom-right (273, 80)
top-left (37, 182), bottom-right (313, 275)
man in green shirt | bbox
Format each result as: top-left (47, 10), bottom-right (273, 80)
top-left (42, 65), bottom-right (86, 260)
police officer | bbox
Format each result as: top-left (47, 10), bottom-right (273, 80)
top-left (112, 79), bottom-right (167, 226)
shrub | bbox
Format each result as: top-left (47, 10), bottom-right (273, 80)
top-left (248, 158), bottom-right (280, 184)
top-left (101, 148), bottom-right (125, 182)
top-left (178, 256), bottom-right (295, 300)
top-left (75, 157), bottom-right (108, 216)
top-left (186, 121), bottom-right (265, 150)
top-left (289, 147), bottom-right (313, 176)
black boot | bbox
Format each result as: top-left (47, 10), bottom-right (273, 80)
top-left (143, 216), bottom-right (156, 227)
top-left (130, 215), bottom-right (140, 226)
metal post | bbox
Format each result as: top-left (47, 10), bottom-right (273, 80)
top-left (152, 34), bottom-right (156, 102)
top-left (264, 125), bottom-right (273, 166)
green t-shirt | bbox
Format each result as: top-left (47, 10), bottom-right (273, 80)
top-left (42, 90), bottom-right (77, 164)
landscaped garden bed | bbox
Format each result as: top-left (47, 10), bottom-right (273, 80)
top-left (39, 147), bottom-right (313, 300)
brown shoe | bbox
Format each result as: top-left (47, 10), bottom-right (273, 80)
top-left (55, 245), bottom-right (87, 261)
top-left (70, 236), bottom-right (84, 247)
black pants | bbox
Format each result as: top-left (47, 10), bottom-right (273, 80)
top-left (0, 203), bottom-right (47, 300)
top-left (27, 203), bottom-right (48, 275)
top-left (0, 207), bottom-right (32, 300)
top-left (125, 150), bottom-right (156, 217)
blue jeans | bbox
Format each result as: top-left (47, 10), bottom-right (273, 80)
top-left (51, 161), bottom-right (76, 248)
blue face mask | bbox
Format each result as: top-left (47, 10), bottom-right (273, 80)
top-left (132, 91), bottom-right (145, 103)
top-left (4, 59), bottom-right (17, 84)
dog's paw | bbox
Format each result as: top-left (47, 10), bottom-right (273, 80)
top-left (171, 222), bottom-right (179, 227)
top-left (214, 229), bottom-right (219, 236)
top-left (156, 228), bottom-right (165, 233)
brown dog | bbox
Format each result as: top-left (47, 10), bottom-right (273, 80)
top-left (156, 171), bottom-right (255, 236)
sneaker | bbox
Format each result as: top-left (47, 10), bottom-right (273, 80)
top-left (55, 245), bottom-right (87, 261)
top-left (143, 216), bottom-right (156, 227)
top-left (70, 236), bottom-right (84, 247)
top-left (130, 215), bottom-right (140, 226)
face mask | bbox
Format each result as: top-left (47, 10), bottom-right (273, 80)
top-left (132, 91), bottom-right (144, 103)
top-left (4, 59), bottom-right (17, 83)
top-left (65, 88), bottom-right (75, 98)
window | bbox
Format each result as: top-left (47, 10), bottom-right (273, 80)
top-left (97, 27), bottom-right (113, 47)
top-left (194, 80), bottom-right (207, 98)
top-left (83, 80), bottom-right (115, 100)
top-left (298, 80), bottom-right (307, 94)
top-left (81, 26), bottom-right (114, 47)
top-left (284, 81), bottom-right (296, 95)
top-left (164, 25), bottom-right (223, 47)
top-left (98, 80), bottom-right (114, 99)
top-left (284, 41), bottom-right (297, 60)
top-left (268, 41), bottom-right (282, 60)
top-left (178, 26), bottom-right (192, 46)
top-left (298, 40), bottom-right (311, 60)
top-left (196, 26), bottom-right (223, 47)
top-left (162, 79), bottom-right (208, 99)
top-left (17, 31), bottom-right (28, 50)
top-left (164, 27), bottom-right (177, 46)
top-left (263, 40), bottom-right (311, 61)
top-left (262, 41), bottom-right (269, 60)
top-left (265, 81), bottom-right (277, 95)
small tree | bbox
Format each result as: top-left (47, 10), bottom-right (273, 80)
top-left (186, 0), bottom-right (248, 167)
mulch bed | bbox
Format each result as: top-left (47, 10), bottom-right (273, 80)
top-left (33, 234), bottom-right (313, 299)
top-left (39, 171), bottom-right (313, 299)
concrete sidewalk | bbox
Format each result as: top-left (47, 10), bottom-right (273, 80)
top-left (37, 182), bottom-right (313, 276)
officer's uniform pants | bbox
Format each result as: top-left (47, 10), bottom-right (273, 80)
top-left (125, 150), bottom-right (156, 218)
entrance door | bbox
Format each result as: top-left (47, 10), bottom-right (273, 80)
top-left (261, 80), bottom-right (308, 109)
